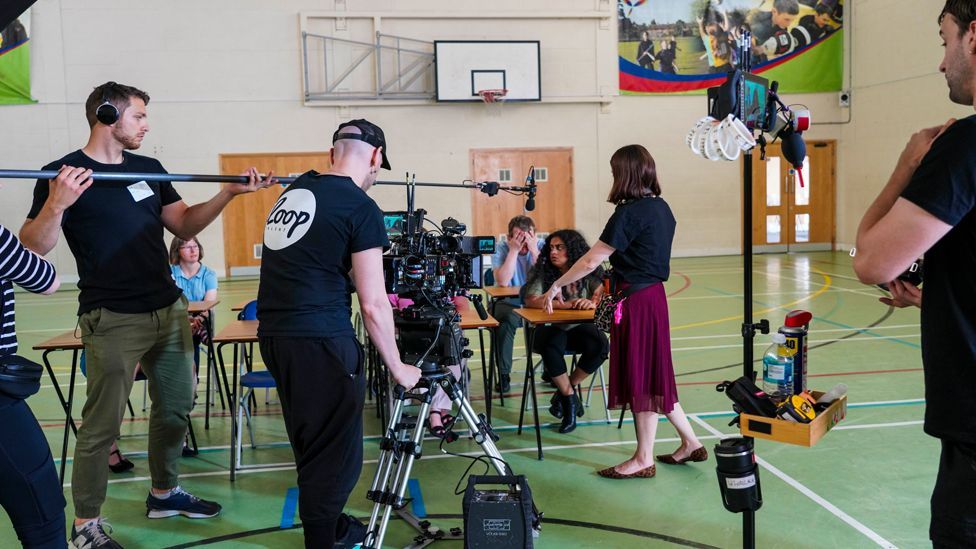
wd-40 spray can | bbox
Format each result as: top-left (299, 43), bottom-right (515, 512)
top-left (779, 310), bottom-right (813, 395)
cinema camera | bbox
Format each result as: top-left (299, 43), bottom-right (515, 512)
top-left (365, 192), bottom-right (540, 549)
top-left (382, 209), bottom-right (495, 373)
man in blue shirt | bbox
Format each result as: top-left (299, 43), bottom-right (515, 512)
top-left (490, 215), bottom-right (544, 393)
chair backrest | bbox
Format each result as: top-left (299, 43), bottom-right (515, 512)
top-left (484, 268), bottom-right (495, 287)
top-left (238, 300), bottom-right (258, 321)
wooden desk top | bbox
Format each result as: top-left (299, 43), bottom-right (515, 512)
top-left (459, 308), bottom-right (499, 329)
top-left (34, 330), bottom-right (83, 351)
top-left (514, 307), bottom-right (595, 326)
top-left (483, 285), bottom-right (521, 299)
top-left (212, 320), bottom-right (260, 344)
top-left (188, 300), bottom-right (220, 314)
top-left (231, 299), bottom-right (255, 312)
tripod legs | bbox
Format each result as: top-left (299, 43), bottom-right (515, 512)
top-left (363, 372), bottom-right (512, 549)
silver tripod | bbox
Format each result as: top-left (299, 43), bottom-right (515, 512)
top-left (362, 368), bottom-right (511, 549)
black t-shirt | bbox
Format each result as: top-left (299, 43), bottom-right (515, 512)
top-left (901, 114), bottom-right (976, 444)
top-left (27, 150), bottom-right (184, 315)
top-left (257, 172), bottom-right (389, 338)
top-left (598, 196), bottom-right (676, 285)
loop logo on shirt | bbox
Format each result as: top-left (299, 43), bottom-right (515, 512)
top-left (264, 189), bottom-right (316, 250)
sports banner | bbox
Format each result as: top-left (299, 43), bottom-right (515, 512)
top-left (618, 0), bottom-right (844, 94)
top-left (0, 10), bottom-right (34, 105)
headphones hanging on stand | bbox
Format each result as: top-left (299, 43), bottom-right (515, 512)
top-left (95, 82), bottom-right (120, 125)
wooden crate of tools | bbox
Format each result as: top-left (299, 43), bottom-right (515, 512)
top-left (739, 391), bottom-right (848, 447)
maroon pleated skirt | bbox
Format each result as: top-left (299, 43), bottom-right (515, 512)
top-left (608, 282), bottom-right (679, 414)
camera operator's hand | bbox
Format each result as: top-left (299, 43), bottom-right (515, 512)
top-left (880, 279), bottom-right (922, 309)
top-left (898, 119), bottom-right (955, 174)
top-left (390, 362), bottom-right (421, 390)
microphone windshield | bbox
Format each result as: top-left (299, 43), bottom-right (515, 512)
top-left (781, 131), bottom-right (806, 169)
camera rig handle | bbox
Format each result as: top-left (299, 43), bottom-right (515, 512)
top-left (464, 292), bottom-right (489, 321)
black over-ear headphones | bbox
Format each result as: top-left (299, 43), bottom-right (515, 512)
top-left (95, 82), bottom-right (120, 125)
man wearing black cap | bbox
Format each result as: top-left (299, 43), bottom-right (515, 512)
top-left (257, 119), bottom-right (420, 548)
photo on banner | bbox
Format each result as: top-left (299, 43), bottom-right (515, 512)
top-left (618, 0), bottom-right (844, 94)
top-left (0, 9), bottom-right (33, 105)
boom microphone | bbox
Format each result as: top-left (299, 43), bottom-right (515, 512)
top-left (524, 165), bottom-right (537, 212)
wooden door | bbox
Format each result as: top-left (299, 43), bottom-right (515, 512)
top-left (219, 152), bottom-right (330, 275)
top-left (470, 147), bottom-right (574, 238)
top-left (749, 140), bottom-right (835, 252)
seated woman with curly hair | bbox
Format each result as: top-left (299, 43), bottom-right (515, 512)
top-left (523, 229), bottom-right (608, 434)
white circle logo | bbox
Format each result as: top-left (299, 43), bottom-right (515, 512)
top-left (264, 189), bottom-right (316, 250)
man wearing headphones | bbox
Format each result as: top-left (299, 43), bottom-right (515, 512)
top-left (257, 119), bottom-right (421, 548)
top-left (20, 81), bottom-right (273, 549)
top-left (853, 2), bottom-right (976, 545)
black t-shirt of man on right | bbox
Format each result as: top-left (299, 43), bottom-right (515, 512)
top-left (901, 114), bottom-right (976, 445)
top-left (257, 172), bottom-right (389, 339)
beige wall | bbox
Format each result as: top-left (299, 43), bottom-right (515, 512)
top-left (0, 0), bottom-right (967, 279)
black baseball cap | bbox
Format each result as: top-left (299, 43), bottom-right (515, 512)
top-left (332, 119), bottom-right (391, 170)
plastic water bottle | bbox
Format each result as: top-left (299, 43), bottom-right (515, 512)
top-left (762, 333), bottom-right (794, 398)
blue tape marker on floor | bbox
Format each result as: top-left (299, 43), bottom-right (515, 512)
top-left (408, 479), bottom-right (426, 518)
top-left (280, 487), bottom-right (299, 529)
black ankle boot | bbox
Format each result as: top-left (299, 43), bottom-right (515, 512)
top-left (559, 394), bottom-right (578, 434)
top-left (549, 392), bottom-right (563, 419)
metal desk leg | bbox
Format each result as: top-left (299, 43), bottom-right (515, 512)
top-left (59, 350), bottom-right (79, 484)
top-left (218, 342), bottom-right (239, 482)
top-left (485, 329), bottom-right (495, 423)
top-left (517, 324), bottom-right (544, 459)
top-left (42, 349), bottom-right (77, 436)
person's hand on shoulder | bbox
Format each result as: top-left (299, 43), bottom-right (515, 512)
top-left (897, 119), bottom-right (956, 174)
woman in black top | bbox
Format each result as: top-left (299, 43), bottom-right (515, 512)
top-left (542, 145), bottom-right (706, 479)
top-left (0, 223), bottom-right (65, 547)
top-left (523, 230), bottom-right (608, 434)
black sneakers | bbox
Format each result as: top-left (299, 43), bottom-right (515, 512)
top-left (69, 519), bottom-right (124, 549)
top-left (146, 486), bottom-right (222, 519)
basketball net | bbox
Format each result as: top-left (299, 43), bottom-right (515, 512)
top-left (477, 88), bottom-right (508, 117)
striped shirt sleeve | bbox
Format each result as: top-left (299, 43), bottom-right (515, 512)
top-left (0, 223), bottom-right (57, 294)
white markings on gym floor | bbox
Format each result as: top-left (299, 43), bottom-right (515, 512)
top-left (690, 415), bottom-right (898, 548)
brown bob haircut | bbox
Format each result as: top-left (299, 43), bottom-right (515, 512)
top-left (607, 144), bottom-right (662, 204)
top-left (169, 236), bottom-right (204, 265)
top-left (84, 81), bottom-right (151, 128)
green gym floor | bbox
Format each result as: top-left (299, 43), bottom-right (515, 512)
top-left (2, 251), bottom-right (931, 548)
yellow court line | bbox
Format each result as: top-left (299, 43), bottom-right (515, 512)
top-left (671, 268), bottom-right (833, 331)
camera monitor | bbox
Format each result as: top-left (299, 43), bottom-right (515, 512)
top-left (383, 211), bottom-right (424, 238)
top-left (707, 70), bottom-right (770, 132)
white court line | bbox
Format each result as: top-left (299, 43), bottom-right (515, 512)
top-left (690, 416), bottom-right (897, 548)
top-left (74, 412), bottom-right (929, 490)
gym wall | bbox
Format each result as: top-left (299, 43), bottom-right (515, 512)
top-left (0, 0), bottom-right (962, 279)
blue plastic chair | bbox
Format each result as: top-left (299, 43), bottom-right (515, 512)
top-left (234, 300), bottom-right (278, 467)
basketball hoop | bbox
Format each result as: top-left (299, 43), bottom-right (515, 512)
top-left (477, 88), bottom-right (508, 116)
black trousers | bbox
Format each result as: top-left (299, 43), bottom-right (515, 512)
top-left (0, 393), bottom-right (66, 548)
top-left (931, 438), bottom-right (976, 548)
top-left (259, 336), bottom-right (366, 549)
top-left (533, 324), bottom-right (609, 379)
